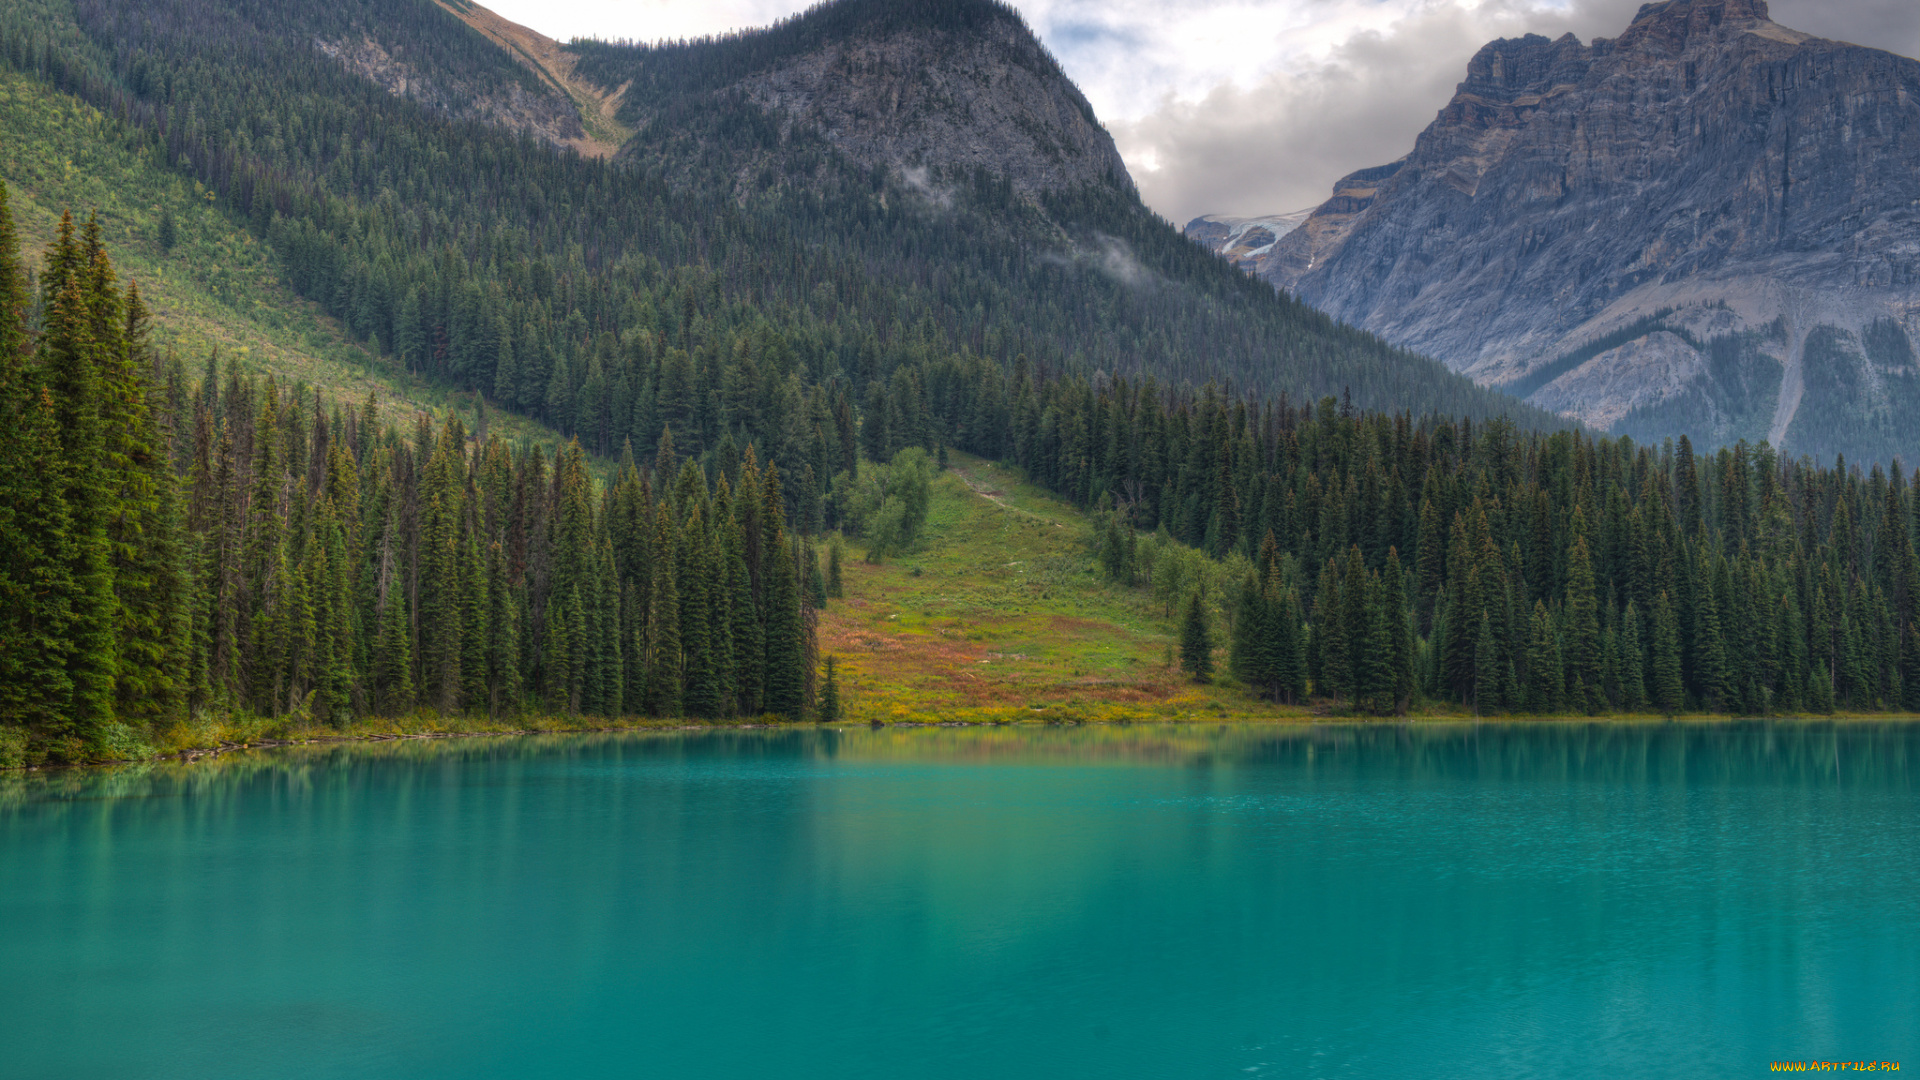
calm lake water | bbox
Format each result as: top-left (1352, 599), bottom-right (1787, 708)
top-left (2, 723), bottom-right (1916, 1078)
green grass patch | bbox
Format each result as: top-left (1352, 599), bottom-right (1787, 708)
top-left (821, 452), bottom-right (1312, 724)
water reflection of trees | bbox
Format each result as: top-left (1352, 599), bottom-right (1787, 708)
top-left (4, 722), bottom-right (1914, 816)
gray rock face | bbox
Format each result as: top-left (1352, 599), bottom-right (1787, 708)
top-left (316, 33), bottom-right (587, 149)
top-left (1529, 331), bottom-right (1709, 428)
top-left (1195, 0), bottom-right (1920, 462)
top-left (731, 19), bottom-right (1132, 200)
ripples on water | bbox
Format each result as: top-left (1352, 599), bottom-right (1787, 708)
top-left (2, 722), bottom-right (1916, 1079)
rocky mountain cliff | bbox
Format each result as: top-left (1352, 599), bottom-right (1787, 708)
top-left (726, 17), bottom-right (1129, 199)
top-left (565, 0), bottom-right (1131, 203)
top-left (1192, 0), bottom-right (1920, 463)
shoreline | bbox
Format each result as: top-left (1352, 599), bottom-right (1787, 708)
top-left (8, 709), bottom-right (1920, 774)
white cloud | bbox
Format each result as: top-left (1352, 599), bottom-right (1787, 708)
top-left (482, 0), bottom-right (1920, 223)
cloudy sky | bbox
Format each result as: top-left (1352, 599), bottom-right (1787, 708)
top-left (485, 0), bottom-right (1920, 225)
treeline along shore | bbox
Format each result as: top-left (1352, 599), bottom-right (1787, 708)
top-left (0, 192), bottom-right (825, 765)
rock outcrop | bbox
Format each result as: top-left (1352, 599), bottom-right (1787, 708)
top-left (689, 7), bottom-right (1132, 200)
top-left (1193, 0), bottom-right (1920, 462)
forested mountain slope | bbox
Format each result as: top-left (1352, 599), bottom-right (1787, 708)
top-left (0, 70), bottom-right (565, 447)
top-left (0, 0), bottom-right (1552, 444)
top-left (1202, 0), bottom-right (1920, 465)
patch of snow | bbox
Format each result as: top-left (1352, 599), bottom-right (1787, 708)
top-left (1195, 209), bottom-right (1314, 243)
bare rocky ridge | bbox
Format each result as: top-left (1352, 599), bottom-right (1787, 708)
top-left (1191, 0), bottom-right (1920, 461)
top-left (721, 19), bottom-right (1132, 201)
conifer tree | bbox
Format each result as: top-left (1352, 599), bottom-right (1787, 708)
top-left (818, 655), bottom-right (842, 724)
top-left (595, 541), bottom-right (623, 718)
top-left (315, 507), bottom-right (355, 722)
top-left (644, 508), bottom-right (682, 717)
top-left (1692, 556), bottom-right (1729, 711)
top-left (487, 541), bottom-right (521, 714)
top-left (1809, 658), bottom-right (1836, 715)
top-left (459, 528), bottom-right (491, 714)
top-left (242, 385), bottom-right (288, 711)
top-left (1309, 558), bottom-right (1340, 696)
top-left (373, 578), bottom-right (415, 715)
top-left (417, 444), bottom-right (464, 712)
top-left (1618, 600), bottom-right (1645, 711)
top-left (107, 283), bottom-right (190, 722)
top-left (1524, 601), bottom-right (1561, 715)
top-left (727, 531), bottom-right (762, 715)
top-left (1340, 547), bottom-right (1376, 707)
top-left (701, 527), bottom-right (731, 717)
top-left (1651, 591), bottom-right (1684, 715)
top-left (1440, 514), bottom-right (1479, 699)
top-left (1414, 498), bottom-right (1445, 629)
top-left (1901, 624), bottom-right (1920, 713)
top-left (0, 191), bottom-right (77, 730)
top-left (1564, 535), bottom-right (1602, 713)
top-left (763, 538), bottom-right (806, 717)
top-left (41, 223), bottom-right (119, 741)
top-left (679, 510), bottom-right (720, 718)
top-left (1382, 548), bottom-right (1415, 714)
top-left (1181, 589), bottom-right (1214, 683)
top-left (1274, 587), bottom-right (1307, 704)
top-left (0, 390), bottom-right (78, 730)
top-left (1474, 612), bottom-right (1503, 715)
top-left (806, 544), bottom-right (828, 609)
top-left (1230, 574), bottom-right (1268, 690)
top-left (0, 180), bottom-right (26, 352)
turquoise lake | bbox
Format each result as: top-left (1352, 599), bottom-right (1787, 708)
top-left (2, 723), bottom-right (1916, 1078)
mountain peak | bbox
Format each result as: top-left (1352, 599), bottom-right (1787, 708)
top-left (1196, 0), bottom-right (1920, 462)
top-left (1618, 0), bottom-right (1773, 50)
top-left (1630, 0), bottom-right (1770, 24)
top-left (570, 0), bottom-right (1131, 200)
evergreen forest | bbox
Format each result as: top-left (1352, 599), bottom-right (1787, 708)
top-left (4, 0), bottom-right (1920, 767)
top-left (0, 195), bottom-right (821, 763)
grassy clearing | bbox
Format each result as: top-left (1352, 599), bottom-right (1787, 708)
top-left (815, 458), bottom-right (1892, 728)
top-left (821, 452), bottom-right (1313, 725)
top-left (0, 73), bottom-right (569, 446)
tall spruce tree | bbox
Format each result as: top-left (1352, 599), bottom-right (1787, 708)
top-left (1564, 535), bottom-right (1602, 713)
top-left (0, 190), bottom-right (79, 731)
top-left (818, 655), bottom-right (842, 724)
top-left (1524, 602), bottom-right (1561, 715)
top-left (40, 218), bottom-right (120, 741)
top-left (1181, 590), bottom-right (1214, 684)
top-left (373, 576), bottom-right (415, 715)
top-left (1474, 612), bottom-right (1504, 715)
top-left (763, 537), bottom-right (806, 717)
top-left (1618, 600), bottom-right (1645, 712)
top-left (1382, 548), bottom-right (1415, 714)
top-left (644, 507), bottom-right (683, 717)
top-left (1651, 591), bottom-right (1684, 715)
